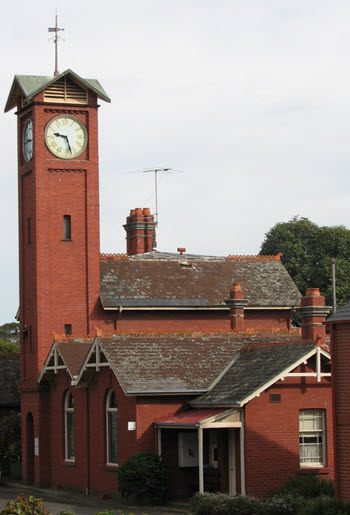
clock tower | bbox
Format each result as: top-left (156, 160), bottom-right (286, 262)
top-left (5, 70), bottom-right (110, 485)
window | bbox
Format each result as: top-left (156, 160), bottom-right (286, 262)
top-left (106, 390), bottom-right (117, 465)
top-left (64, 391), bottom-right (75, 461)
top-left (299, 410), bottom-right (325, 467)
top-left (63, 215), bottom-right (71, 240)
top-left (64, 324), bottom-right (72, 336)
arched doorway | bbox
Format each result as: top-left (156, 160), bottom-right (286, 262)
top-left (25, 412), bottom-right (34, 484)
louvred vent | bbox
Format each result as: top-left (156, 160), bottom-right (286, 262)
top-left (44, 77), bottom-right (88, 104)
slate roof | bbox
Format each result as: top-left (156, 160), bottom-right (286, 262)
top-left (327, 301), bottom-right (350, 323)
top-left (96, 333), bottom-right (308, 396)
top-left (190, 341), bottom-right (317, 407)
top-left (0, 354), bottom-right (20, 408)
top-left (100, 253), bottom-right (301, 309)
top-left (5, 68), bottom-right (110, 112)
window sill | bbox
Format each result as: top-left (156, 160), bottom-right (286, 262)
top-left (61, 239), bottom-right (72, 242)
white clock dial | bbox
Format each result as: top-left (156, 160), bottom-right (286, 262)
top-left (23, 118), bottom-right (33, 162)
top-left (45, 115), bottom-right (87, 159)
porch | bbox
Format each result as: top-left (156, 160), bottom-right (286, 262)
top-left (155, 408), bottom-right (244, 499)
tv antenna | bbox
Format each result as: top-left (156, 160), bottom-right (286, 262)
top-left (122, 168), bottom-right (184, 225)
top-left (48, 12), bottom-right (65, 76)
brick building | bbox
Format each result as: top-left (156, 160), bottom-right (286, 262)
top-left (5, 69), bottom-right (333, 499)
top-left (327, 304), bottom-right (350, 501)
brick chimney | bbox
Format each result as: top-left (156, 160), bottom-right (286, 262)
top-left (298, 288), bottom-right (331, 347)
top-left (123, 208), bottom-right (156, 255)
top-left (225, 282), bottom-right (248, 331)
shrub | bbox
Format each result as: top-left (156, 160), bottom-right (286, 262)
top-left (0, 494), bottom-right (49, 515)
top-left (297, 496), bottom-right (350, 515)
top-left (277, 474), bottom-right (335, 499)
top-left (263, 493), bottom-right (305, 514)
top-left (191, 492), bottom-right (266, 514)
top-left (0, 411), bottom-right (21, 462)
top-left (191, 492), bottom-right (306, 515)
top-left (117, 452), bottom-right (167, 505)
top-left (95, 512), bottom-right (116, 515)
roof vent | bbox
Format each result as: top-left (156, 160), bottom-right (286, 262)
top-left (44, 77), bottom-right (88, 104)
top-left (179, 261), bottom-right (193, 268)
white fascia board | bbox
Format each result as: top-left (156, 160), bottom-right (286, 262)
top-left (37, 340), bottom-right (60, 383)
top-left (239, 347), bottom-right (329, 408)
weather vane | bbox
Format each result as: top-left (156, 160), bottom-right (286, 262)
top-left (48, 12), bottom-right (64, 76)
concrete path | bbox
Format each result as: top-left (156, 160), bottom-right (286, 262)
top-left (0, 483), bottom-right (189, 515)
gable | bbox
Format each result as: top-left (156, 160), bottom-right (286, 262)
top-left (5, 69), bottom-right (110, 112)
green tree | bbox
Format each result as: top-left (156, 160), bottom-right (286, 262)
top-left (0, 322), bottom-right (19, 353)
top-left (259, 217), bottom-right (350, 308)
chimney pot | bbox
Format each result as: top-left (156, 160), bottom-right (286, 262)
top-left (177, 247), bottom-right (186, 255)
top-left (134, 207), bottom-right (142, 217)
top-left (143, 208), bottom-right (151, 216)
top-left (305, 288), bottom-right (321, 297)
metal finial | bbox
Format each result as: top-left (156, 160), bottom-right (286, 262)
top-left (48, 12), bottom-right (64, 76)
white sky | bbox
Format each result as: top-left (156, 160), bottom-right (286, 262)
top-left (1, 1), bottom-right (350, 324)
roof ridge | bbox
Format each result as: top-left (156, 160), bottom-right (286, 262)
top-left (100, 253), bottom-right (128, 260)
top-left (241, 339), bottom-right (313, 351)
top-left (226, 253), bottom-right (283, 262)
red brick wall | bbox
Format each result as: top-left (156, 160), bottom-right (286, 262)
top-left (93, 308), bottom-right (291, 333)
top-left (330, 323), bottom-right (350, 500)
top-left (245, 376), bottom-right (333, 498)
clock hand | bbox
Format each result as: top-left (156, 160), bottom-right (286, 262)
top-left (64, 136), bottom-right (72, 154)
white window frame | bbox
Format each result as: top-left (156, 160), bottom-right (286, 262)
top-left (106, 389), bottom-right (118, 466)
top-left (64, 391), bottom-right (75, 462)
top-left (299, 409), bottom-right (325, 467)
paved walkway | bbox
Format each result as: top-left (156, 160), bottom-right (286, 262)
top-left (0, 482), bottom-right (190, 515)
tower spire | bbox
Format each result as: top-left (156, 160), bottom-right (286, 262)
top-left (48, 12), bottom-right (64, 76)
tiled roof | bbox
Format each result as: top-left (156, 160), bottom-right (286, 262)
top-left (100, 252), bottom-right (301, 309)
top-left (0, 354), bottom-right (20, 407)
top-left (56, 339), bottom-right (93, 377)
top-left (327, 302), bottom-right (350, 323)
top-left (97, 333), bottom-right (307, 395)
top-left (190, 341), bottom-right (316, 407)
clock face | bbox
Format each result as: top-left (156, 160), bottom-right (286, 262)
top-left (23, 118), bottom-right (33, 162)
top-left (45, 115), bottom-right (87, 159)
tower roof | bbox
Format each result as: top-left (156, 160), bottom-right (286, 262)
top-left (4, 68), bottom-right (111, 112)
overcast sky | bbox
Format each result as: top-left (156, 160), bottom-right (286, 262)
top-left (1, 1), bottom-right (350, 324)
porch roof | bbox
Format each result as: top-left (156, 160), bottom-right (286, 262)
top-left (154, 408), bottom-right (225, 428)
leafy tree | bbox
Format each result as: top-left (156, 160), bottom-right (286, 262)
top-left (0, 322), bottom-right (19, 353)
top-left (260, 217), bottom-right (350, 307)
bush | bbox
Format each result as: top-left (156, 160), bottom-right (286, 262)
top-left (117, 452), bottom-right (167, 505)
top-left (263, 493), bottom-right (305, 514)
top-left (191, 492), bottom-right (269, 514)
top-left (0, 494), bottom-right (49, 515)
top-left (0, 411), bottom-right (21, 462)
top-left (191, 492), bottom-right (306, 515)
top-left (277, 474), bottom-right (335, 499)
top-left (297, 496), bottom-right (350, 515)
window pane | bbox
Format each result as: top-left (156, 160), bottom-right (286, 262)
top-left (108, 411), bottom-right (117, 464)
top-left (66, 412), bottom-right (75, 459)
top-left (299, 410), bottom-right (325, 466)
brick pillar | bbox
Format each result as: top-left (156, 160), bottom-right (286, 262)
top-left (225, 282), bottom-right (248, 331)
top-left (123, 207), bottom-right (156, 255)
top-left (298, 288), bottom-right (331, 348)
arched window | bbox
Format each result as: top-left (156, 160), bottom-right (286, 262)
top-left (106, 390), bottom-right (117, 465)
top-left (64, 391), bottom-right (75, 461)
